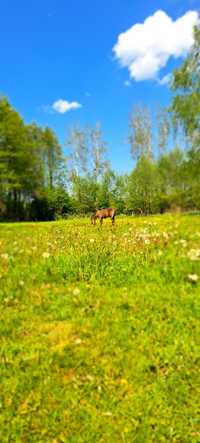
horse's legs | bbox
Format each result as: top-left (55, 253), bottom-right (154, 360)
top-left (100, 217), bottom-right (103, 226)
top-left (111, 216), bottom-right (115, 225)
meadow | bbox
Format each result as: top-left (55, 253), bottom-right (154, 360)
top-left (0, 214), bottom-right (200, 443)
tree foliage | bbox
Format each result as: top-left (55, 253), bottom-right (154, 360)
top-left (129, 104), bottom-right (152, 160)
top-left (0, 97), bottom-right (66, 220)
top-left (171, 26), bottom-right (200, 150)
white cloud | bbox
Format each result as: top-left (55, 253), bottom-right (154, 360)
top-left (52, 99), bottom-right (82, 113)
top-left (113, 10), bottom-right (199, 82)
top-left (158, 73), bottom-right (172, 85)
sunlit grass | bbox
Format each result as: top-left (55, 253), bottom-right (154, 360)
top-left (0, 214), bottom-right (200, 442)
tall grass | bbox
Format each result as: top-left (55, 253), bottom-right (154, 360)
top-left (0, 215), bottom-right (200, 442)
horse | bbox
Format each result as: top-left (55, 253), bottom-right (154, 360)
top-left (91, 208), bottom-right (116, 226)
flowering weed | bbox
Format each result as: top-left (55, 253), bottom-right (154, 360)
top-left (0, 214), bottom-right (200, 442)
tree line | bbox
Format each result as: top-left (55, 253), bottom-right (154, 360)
top-left (0, 27), bottom-right (199, 221)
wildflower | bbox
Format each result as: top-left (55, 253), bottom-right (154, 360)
top-left (19, 280), bottom-right (24, 286)
top-left (74, 338), bottom-right (82, 345)
top-left (1, 253), bottom-right (9, 260)
top-left (85, 374), bottom-right (94, 381)
top-left (187, 249), bottom-right (200, 261)
top-left (188, 274), bottom-right (198, 283)
top-left (163, 232), bottom-right (170, 240)
top-left (90, 238), bottom-right (95, 243)
top-left (73, 288), bottom-right (80, 296)
top-left (42, 252), bottom-right (50, 259)
top-left (178, 239), bottom-right (187, 247)
top-left (120, 379), bottom-right (128, 385)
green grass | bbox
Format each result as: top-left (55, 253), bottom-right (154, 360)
top-left (0, 214), bottom-right (200, 442)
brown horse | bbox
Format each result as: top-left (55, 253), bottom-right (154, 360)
top-left (91, 208), bottom-right (116, 225)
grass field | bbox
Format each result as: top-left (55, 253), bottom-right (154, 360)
top-left (0, 214), bottom-right (200, 442)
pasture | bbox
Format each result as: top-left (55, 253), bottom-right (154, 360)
top-left (0, 214), bottom-right (200, 442)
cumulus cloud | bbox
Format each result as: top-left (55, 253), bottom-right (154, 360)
top-left (52, 99), bottom-right (82, 113)
top-left (113, 10), bottom-right (199, 82)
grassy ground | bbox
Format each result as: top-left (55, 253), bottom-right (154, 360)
top-left (0, 214), bottom-right (200, 442)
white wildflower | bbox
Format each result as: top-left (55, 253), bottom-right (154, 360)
top-left (85, 374), bottom-right (94, 381)
top-left (187, 249), bottom-right (200, 261)
top-left (163, 232), bottom-right (169, 240)
top-left (179, 239), bottom-right (187, 247)
top-left (1, 253), bottom-right (9, 260)
top-left (188, 274), bottom-right (198, 283)
top-left (74, 338), bottom-right (82, 345)
top-left (42, 252), bottom-right (50, 259)
top-left (73, 288), bottom-right (80, 296)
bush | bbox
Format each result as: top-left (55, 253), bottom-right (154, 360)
top-left (29, 188), bottom-right (73, 221)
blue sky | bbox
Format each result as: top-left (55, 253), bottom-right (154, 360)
top-left (0, 0), bottom-right (199, 173)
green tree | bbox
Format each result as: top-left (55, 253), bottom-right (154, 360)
top-left (128, 156), bottom-right (161, 214)
top-left (72, 175), bottom-right (99, 214)
top-left (171, 26), bottom-right (200, 150)
top-left (170, 25), bottom-right (200, 209)
top-left (129, 104), bottom-right (152, 160)
top-left (89, 123), bottom-right (109, 181)
top-left (66, 123), bottom-right (110, 213)
top-left (157, 107), bottom-right (170, 155)
top-left (108, 173), bottom-right (128, 213)
top-left (96, 170), bottom-right (115, 209)
top-left (158, 148), bottom-right (186, 210)
top-left (66, 125), bottom-right (89, 178)
top-left (0, 97), bottom-right (66, 220)
top-left (0, 98), bottom-right (41, 218)
top-left (43, 127), bottom-right (64, 189)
